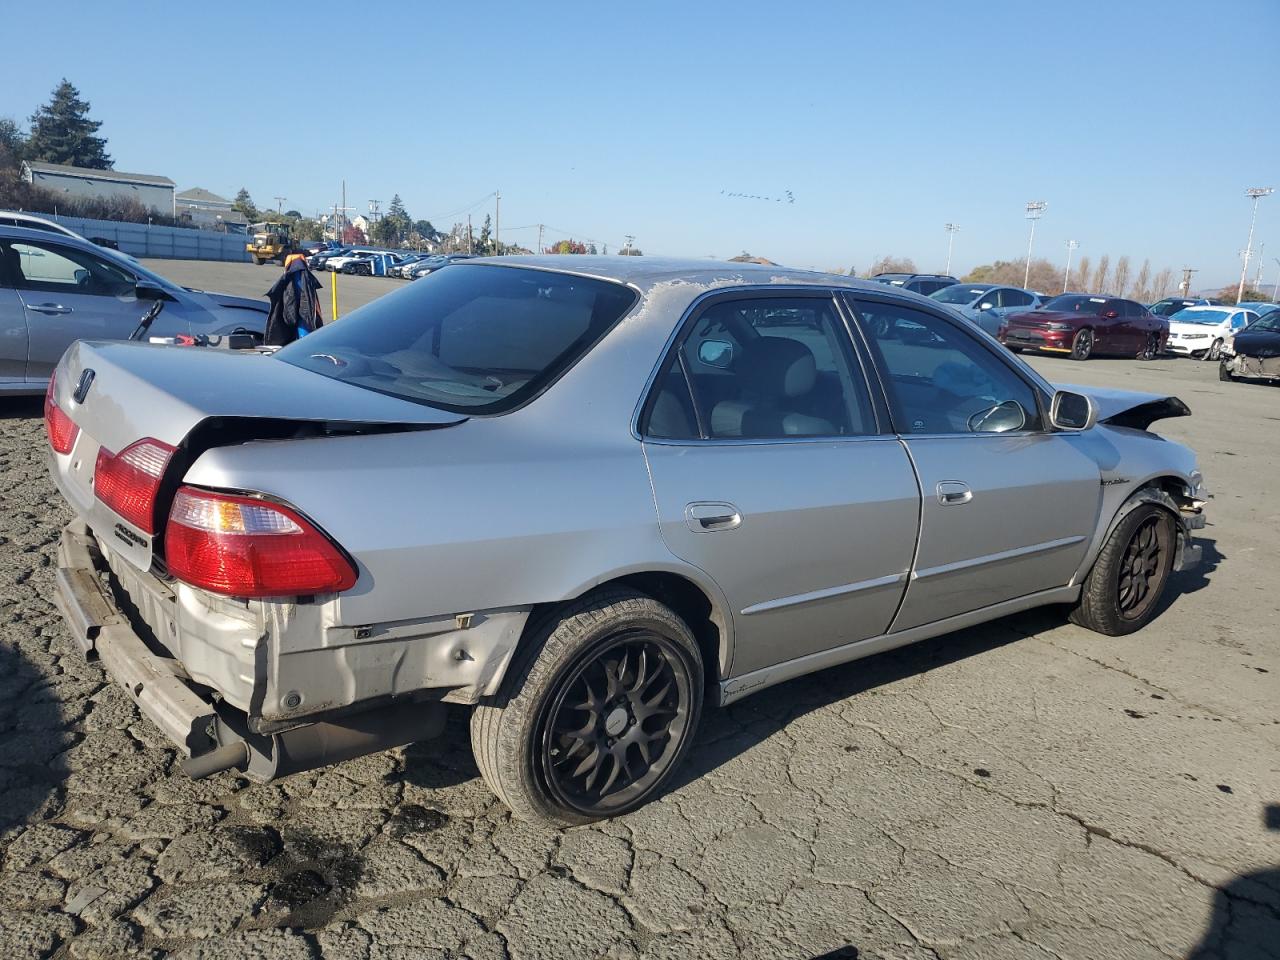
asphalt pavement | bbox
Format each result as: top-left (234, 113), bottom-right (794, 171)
top-left (0, 260), bottom-right (1276, 959)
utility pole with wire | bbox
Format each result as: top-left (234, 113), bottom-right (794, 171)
top-left (623, 234), bottom-right (635, 255)
top-left (1023, 201), bottom-right (1047, 289)
top-left (1179, 267), bottom-right (1198, 297)
top-left (1237, 187), bottom-right (1273, 303)
top-left (494, 190), bottom-right (500, 255)
top-left (1062, 240), bottom-right (1079, 293)
top-left (536, 224), bottom-right (544, 255)
top-left (944, 223), bottom-right (959, 275)
top-left (467, 214), bottom-right (473, 254)
top-left (273, 196), bottom-right (286, 214)
top-left (1273, 258), bottom-right (1280, 300)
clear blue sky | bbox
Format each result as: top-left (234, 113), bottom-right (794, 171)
top-left (5, 0), bottom-right (1277, 288)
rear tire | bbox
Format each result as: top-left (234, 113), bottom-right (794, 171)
top-left (1069, 502), bottom-right (1176, 635)
top-left (1071, 328), bottom-right (1094, 361)
top-left (1137, 332), bottom-right (1159, 361)
top-left (1219, 359), bottom-right (1234, 382)
top-left (471, 590), bottom-right (704, 825)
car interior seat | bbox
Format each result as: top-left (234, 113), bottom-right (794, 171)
top-left (711, 337), bottom-right (836, 437)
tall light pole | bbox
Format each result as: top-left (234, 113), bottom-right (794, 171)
top-left (1063, 239), bottom-right (1079, 293)
top-left (1253, 240), bottom-right (1265, 290)
top-left (1023, 201), bottom-right (1047, 289)
top-left (944, 223), bottom-right (959, 275)
top-left (1273, 258), bottom-right (1280, 301)
top-left (1237, 187), bottom-right (1273, 303)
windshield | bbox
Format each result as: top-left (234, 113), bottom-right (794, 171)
top-left (1170, 308), bottom-right (1230, 325)
top-left (1245, 314), bottom-right (1280, 334)
top-left (1041, 295), bottom-right (1107, 313)
top-left (931, 285), bottom-right (989, 305)
top-left (1150, 299), bottom-right (1198, 316)
top-left (277, 264), bottom-right (638, 414)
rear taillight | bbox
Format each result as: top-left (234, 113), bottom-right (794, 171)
top-left (94, 439), bottom-right (176, 534)
top-left (44, 374), bottom-right (79, 454)
top-left (164, 487), bottom-right (357, 598)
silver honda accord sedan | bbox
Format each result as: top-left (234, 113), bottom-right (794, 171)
top-left (46, 256), bottom-right (1208, 824)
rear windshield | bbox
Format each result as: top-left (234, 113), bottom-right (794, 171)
top-left (931, 285), bottom-right (988, 304)
top-left (276, 264), bottom-right (638, 414)
top-left (1041, 295), bottom-right (1107, 313)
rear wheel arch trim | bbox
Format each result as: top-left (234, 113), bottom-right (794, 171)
top-left (518, 566), bottom-right (734, 693)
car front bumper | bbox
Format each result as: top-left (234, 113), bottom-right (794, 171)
top-left (1001, 328), bottom-right (1073, 352)
top-left (54, 520), bottom-right (447, 782)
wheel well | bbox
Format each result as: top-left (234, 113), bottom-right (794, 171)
top-left (528, 572), bottom-right (727, 693)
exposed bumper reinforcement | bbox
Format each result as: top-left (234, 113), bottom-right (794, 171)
top-left (55, 521), bottom-right (447, 781)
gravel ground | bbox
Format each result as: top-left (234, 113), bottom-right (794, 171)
top-left (1, 262), bottom-right (1277, 958)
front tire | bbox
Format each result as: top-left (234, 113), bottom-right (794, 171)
top-left (1206, 339), bottom-right (1223, 361)
top-left (1219, 359), bottom-right (1235, 382)
top-left (1071, 328), bottom-right (1094, 361)
top-left (1070, 503), bottom-right (1176, 635)
top-left (471, 590), bottom-right (704, 825)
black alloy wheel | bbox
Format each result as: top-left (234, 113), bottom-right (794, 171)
top-left (1137, 332), bottom-right (1159, 361)
top-left (1117, 514), bottom-right (1172, 622)
top-left (539, 630), bottom-right (695, 818)
top-left (1071, 328), bottom-right (1094, 361)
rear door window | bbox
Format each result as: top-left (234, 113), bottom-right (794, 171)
top-left (644, 296), bottom-right (876, 440)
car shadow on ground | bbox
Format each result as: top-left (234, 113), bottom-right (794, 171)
top-left (0, 641), bottom-right (71, 833)
top-left (0, 397), bottom-right (43, 421)
top-left (1187, 805), bottom-right (1280, 958)
top-left (673, 540), bottom-right (1223, 793)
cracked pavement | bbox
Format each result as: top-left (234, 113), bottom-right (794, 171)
top-left (1, 307), bottom-right (1277, 958)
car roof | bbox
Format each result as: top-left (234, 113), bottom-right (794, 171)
top-left (462, 255), bottom-right (900, 293)
top-left (0, 223), bottom-right (96, 246)
top-left (1176, 304), bottom-right (1236, 312)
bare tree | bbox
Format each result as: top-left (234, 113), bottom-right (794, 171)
top-left (1072, 255), bottom-right (1091, 292)
top-left (1151, 268), bottom-right (1174, 298)
top-left (1113, 256), bottom-right (1132, 297)
top-left (866, 255), bottom-right (917, 277)
top-left (1092, 255), bottom-right (1111, 295)
top-left (1131, 259), bottom-right (1152, 301)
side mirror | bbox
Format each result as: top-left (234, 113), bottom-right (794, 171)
top-left (1050, 390), bottom-right (1098, 431)
top-left (135, 280), bottom-right (170, 301)
top-left (1102, 309), bottom-right (1119, 319)
top-left (978, 301), bottom-right (994, 311)
top-left (698, 339), bottom-right (734, 369)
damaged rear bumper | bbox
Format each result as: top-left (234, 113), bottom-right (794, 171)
top-left (54, 521), bottom-right (447, 782)
top-left (1222, 352), bottom-right (1280, 381)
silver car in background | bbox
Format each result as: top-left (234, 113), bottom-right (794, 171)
top-left (1, 225), bottom-right (267, 394)
top-left (930, 281), bottom-right (1043, 336)
top-left (47, 257), bottom-right (1207, 824)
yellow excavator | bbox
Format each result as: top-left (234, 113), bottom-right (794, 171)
top-left (246, 222), bottom-right (295, 265)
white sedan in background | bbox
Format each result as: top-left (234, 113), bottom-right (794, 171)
top-left (1165, 306), bottom-right (1257, 360)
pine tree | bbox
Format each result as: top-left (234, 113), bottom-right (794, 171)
top-left (233, 188), bottom-right (258, 222)
top-left (26, 79), bottom-right (111, 169)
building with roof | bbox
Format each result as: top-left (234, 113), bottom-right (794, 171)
top-left (21, 160), bottom-right (176, 216)
top-left (175, 187), bottom-right (248, 233)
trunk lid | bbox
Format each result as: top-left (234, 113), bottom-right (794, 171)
top-left (50, 340), bottom-right (465, 572)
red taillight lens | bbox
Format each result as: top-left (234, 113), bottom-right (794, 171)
top-left (44, 374), bottom-right (79, 454)
top-left (94, 438), bottom-right (176, 534)
top-left (165, 487), bottom-right (357, 598)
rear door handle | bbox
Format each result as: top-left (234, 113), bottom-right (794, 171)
top-left (685, 501), bottom-right (742, 532)
top-left (936, 481), bottom-right (973, 505)
top-left (27, 303), bottom-right (74, 315)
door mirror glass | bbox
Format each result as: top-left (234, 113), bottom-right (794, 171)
top-left (1050, 390), bottom-right (1097, 431)
top-left (967, 399), bottom-right (1026, 433)
top-left (697, 339), bottom-right (734, 369)
top-left (73, 268), bottom-right (90, 286)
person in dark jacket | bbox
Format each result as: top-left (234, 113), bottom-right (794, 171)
top-left (264, 255), bottom-right (324, 346)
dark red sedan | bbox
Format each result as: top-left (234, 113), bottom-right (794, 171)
top-left (1000, 295), bottom-right (1168, 361)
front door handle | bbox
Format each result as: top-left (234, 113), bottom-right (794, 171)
top-left (27, 303), bottom-right (74, 315)
top-left (685, 501), bottom-right (742, 532)
top-left (936, 481), bottom-right (973, 505)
